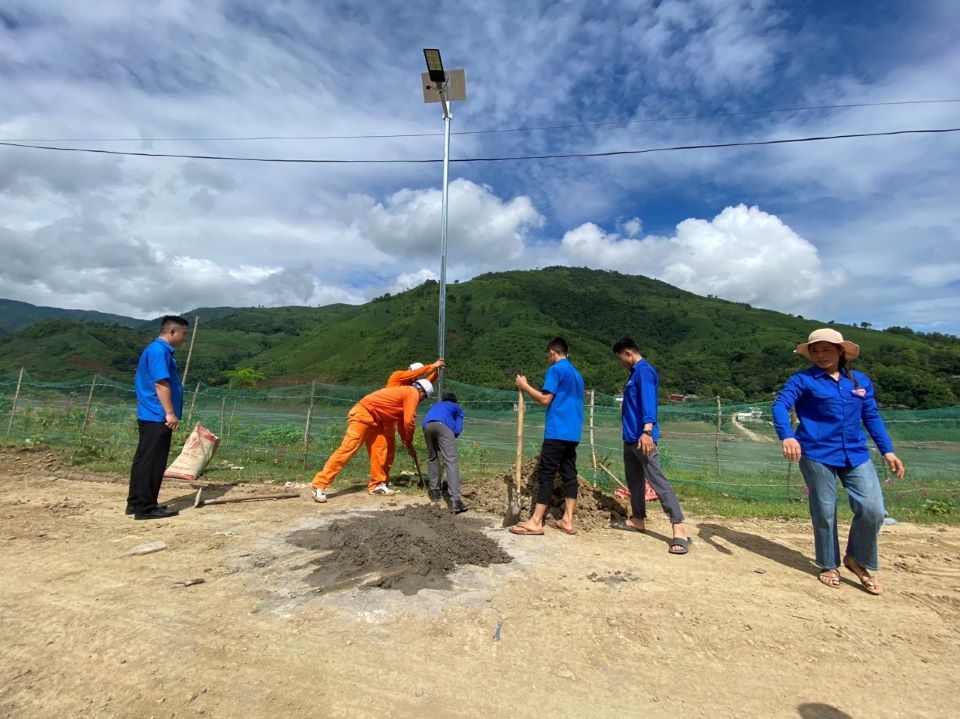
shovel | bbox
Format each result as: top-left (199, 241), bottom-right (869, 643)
top-left (505, 390), bottom-right (525, 526)
top-left (409, 447), bottom-right (425, 489)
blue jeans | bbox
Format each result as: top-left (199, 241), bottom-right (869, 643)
top-left (799, 457), bottom-right (885, 572)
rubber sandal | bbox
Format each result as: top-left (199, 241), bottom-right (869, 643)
top-left (508, 524), bottom-right (544, 536)
top-left (669, 537), bottom-right (691, 555)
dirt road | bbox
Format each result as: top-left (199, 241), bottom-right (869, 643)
top-left (1, 445), bottom-right (958, 718)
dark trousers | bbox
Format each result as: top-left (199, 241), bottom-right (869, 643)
top-left (536, 439), bottom-right (579, 506)
top-left (127, 420), bottom-right (173, 513)
top-left (623, 442), bottom-right (684, 524)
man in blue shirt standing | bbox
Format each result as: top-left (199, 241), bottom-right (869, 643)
top-left (421, 392), bottom-right (467, 513)
top-left (510, 337), bottom-right (584, 536)
top-left (611, 338), bottom-right (690, 554)
top-left (125, 315), bottom-right (188, 520)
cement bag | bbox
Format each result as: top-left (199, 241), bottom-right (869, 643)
top-left (164, 423), bottom-right (221, 481)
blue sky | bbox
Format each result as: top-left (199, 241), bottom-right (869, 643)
top-left (1, 0), bottom-right (958, 334)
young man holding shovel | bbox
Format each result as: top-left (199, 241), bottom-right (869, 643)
top-left (509, 337), bottom-right (584, 536)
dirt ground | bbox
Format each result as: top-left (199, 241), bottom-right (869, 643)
top-left (1, 445), bottom-right (959, 719)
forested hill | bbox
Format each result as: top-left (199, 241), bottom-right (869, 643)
top-left (0, 298), bottom-right (145, 336)
top-left (1, 267), bottom-right (957, 408)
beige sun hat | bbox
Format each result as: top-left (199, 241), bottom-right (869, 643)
top-left (795, 328), bottom-right (860, 361)
top-left (408, 362), bottom-right (425, 371)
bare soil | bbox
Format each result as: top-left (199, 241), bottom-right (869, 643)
top-left (1, 444), bottom-right (959, 719)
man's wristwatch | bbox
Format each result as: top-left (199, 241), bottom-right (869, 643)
top-left (642, 429), bottom-right (653, 436)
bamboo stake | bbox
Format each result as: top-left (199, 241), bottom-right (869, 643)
top-left (82, 374), bottom-right (98, 431)
top-left (6, 367), bottom-right (24, 436)
top-left (186, 382), bottom-right (200, 428)
top-left (303, 380), bottom-right (316, 469)
top-left (588, 389), bottom-right (597, 471)
top-left (714, 395), bottom-right (722, 480)
top-left (219, 396), bottom-right (227, 437)
top-left (180, 314), bottom-right (200, 387)
top-left (223, 399), bottom-right (238, 438)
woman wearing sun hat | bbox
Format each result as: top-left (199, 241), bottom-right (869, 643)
top-left (772, 328), bottom-right (905, 595)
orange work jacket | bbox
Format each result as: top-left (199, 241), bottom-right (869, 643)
top-left (358, 386), bottom-right (421, 445)
top-left (386, 366), bottom-right (438, 387)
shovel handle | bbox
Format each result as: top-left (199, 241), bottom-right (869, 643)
top-left (515, 391), bottom-right (525, 491)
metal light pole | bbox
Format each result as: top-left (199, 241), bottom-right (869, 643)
top-left (422, 49), bottom-right (466, 399)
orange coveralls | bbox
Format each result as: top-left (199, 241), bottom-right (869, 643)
top-left (311, 385), bottom-right (422, 492)
top-left (377, 365), bottom-right (439, 476)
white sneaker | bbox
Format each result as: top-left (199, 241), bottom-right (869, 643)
top-left (311, 487), bottom-right (327, 503)
top-left (369, 483), bottom-right (397, 496)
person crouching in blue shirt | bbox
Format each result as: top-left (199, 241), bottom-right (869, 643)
top-left (421, 392), bottom-right (467, 513)
top-left (772, 328), bottom-right (905, 595)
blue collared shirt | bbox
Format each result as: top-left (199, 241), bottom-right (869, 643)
top-left (772, 366), bottom-right (894, 467)
top-left (621, 358), bottom-right (661, 443)
top-left (135, 338), bottom-right (183, 422)
top-left (542, 357), bottom-right (584, 442)
top-left (422, 400), bottom-right (464, 437)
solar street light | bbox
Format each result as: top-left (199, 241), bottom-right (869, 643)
top-left (421, 49), bottom-right (467, 398)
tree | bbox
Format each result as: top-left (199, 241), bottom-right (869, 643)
top-left (222, 367), bottom-right (266, 389)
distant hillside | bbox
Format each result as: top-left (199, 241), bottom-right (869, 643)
top-left (1, 268), bottom-right (958, 408)
top-left (0, 298), bottom-right (145, 336)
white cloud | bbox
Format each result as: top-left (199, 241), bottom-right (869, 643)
top-left (0, 0), bottom-right (958, 335)
top-left (557, 204), bottom-right (843, 311)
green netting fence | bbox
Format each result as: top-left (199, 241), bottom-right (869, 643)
top-left (3, 369), bottom-right (958, 513)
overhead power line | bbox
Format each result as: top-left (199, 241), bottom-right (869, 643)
top-left (1, 98), bottom-right (958, 143)
top-left (1, 127), bottom-right (958, 164)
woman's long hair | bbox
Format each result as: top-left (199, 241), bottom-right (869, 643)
top-left (838, 353), bottom-right (861, 389)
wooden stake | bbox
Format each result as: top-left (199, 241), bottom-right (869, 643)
top-left (588, 388), bottom-right (597, 471)
top-left (5, 367), bottom-right (24, 436)
top-left (82, 374), bottom-right (98, 431)
top-left (303, 380), bottom-right (316, 469)
top-left (180, 314), bottom-right (200, 387)
top-left (714, 395), bottom-right (722, 480)
top-left (186, 382), bottom-right (200, 428)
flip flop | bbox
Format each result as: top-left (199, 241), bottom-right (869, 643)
top-left (669, 537), bottom-right (691, 555)
top-left (509, 524), bottom-right (544, 536)
top-left (842, 555), bottom-right (882, 595)
top-left (548, 520), bottom-right (577, 535)
top-left (610, 520), bottom-right (645, 533)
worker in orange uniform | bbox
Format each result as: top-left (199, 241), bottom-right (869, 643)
top-left (376, 359), bottom-right (444, 483)
top-left (310, 379), bottom-right (434, 503)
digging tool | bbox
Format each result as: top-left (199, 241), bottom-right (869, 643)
top-left (409, 447), bottom-right (425, 489)
top-left (193, 489), bottom-right (299, 508)
top-left (597, 460), bottom-right (658, 501)
top-left (506, 390), bottom-right (525, 525)
top-left (596, 460), bottom-right (629, 492)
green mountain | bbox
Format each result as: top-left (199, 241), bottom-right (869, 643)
top-left (1, 267), bottom-right (958, 408)
top-left (0, 298), bottom-right (145, 336)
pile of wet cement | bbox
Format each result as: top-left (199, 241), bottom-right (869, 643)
top-left (287, 503), bottom-right (512, 596)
